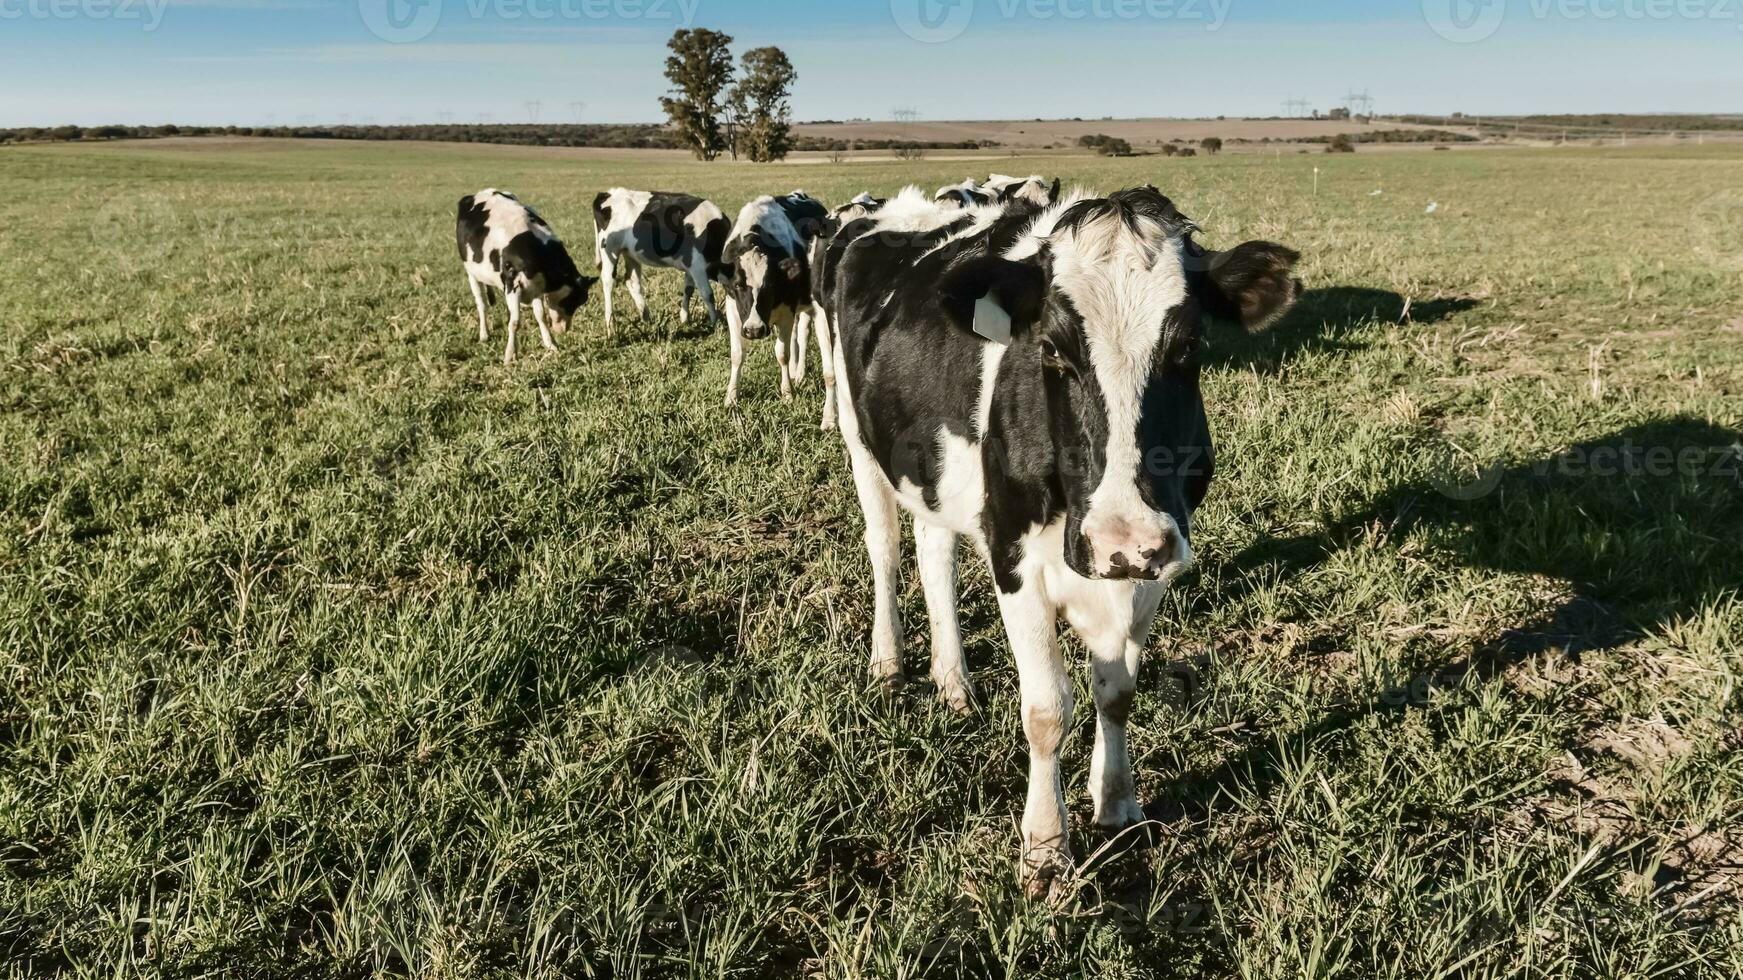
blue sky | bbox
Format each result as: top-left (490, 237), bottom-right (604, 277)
top-left (1, 0), bottom-right (1739, 126)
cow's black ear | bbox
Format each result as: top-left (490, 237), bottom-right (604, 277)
top-left (1046, 178), bottom-right (1061, 204)
top-left (779, 256), bottom-right (803, 281)
top-left (721, 238), bottom-right (746, 268)
top-left (938, 256), bottom-right (1047, 340)
top-left (1195, 241), bottom-right (1302, 331)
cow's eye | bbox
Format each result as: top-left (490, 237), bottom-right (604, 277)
top-left (1039, 338), bottom-right (1067, 370)
top-left (1175, 337), bottom-right (1206, 368)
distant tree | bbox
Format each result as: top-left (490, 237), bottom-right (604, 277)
top-left (1177, 147), bottom-right (1197, 157)
top-left (1160, 143), bottom-right (1180, 157)
top-left (659, 28), bottom-right (735, 161)
top-left (1326, 134), bottom-right (1356, 153)
top-left (1078, 133), bottom-right (1132, 156)
top-left (1200, 137), bottom-right (1223, 155)
top-left (729, 46), bottom-right (797, 163)
top-left (723, 83), bottom-right (748, 161)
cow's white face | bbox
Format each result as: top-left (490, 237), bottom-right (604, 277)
top-left (1042, 198), bottom-right (1201, 581)
top-left (944, 187), bottom-right (1301, 582)
top-left (727, 241), bottom-right (805, 341)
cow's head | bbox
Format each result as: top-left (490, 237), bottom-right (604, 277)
top-left (547, 272), bottom-right (599, 333)
top-left (722, 235), bottom-right (807, 341)
top-left (940, 187), bottom-right (1301, 582)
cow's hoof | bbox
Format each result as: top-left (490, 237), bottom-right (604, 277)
top-left (820, 419), bottom-right (837, 433)
top-left (724, 394), bottom-right (738, 409)
top-left (868, 671), bottom-right (906, 696)
top-left (1020, 848), bottom-right (1073, 902)
top-left (1091, 799), bottom-right (1147, 835)
top-left (934, 678), bottom-right (978, 717)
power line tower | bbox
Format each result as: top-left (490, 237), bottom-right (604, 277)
top-left (1283, 98), bottom-right (1309, 118)
top-left (569, 101), bottom-right (586, 124)
top-left (524, 101), bottom-right (542, 124)
top-left (1343, 89), bottom-right (1374, 120)
top-left (891, 107), bottom-right (920, 124)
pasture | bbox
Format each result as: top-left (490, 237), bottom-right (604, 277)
top-left (2, 138), bottom-right (1741, 978)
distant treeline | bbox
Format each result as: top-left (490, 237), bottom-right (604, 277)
top-left (0, 123), bottom-right (678, 148)
top-left (1296, 129), bottom-right (1478, 145)
top-left (1394, 113), bottom-right (1743, 136)
top-left (0, 122), bottom-right (996, 154)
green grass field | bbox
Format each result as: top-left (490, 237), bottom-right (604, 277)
top-left (2, 138), bottom-right (1741, 978)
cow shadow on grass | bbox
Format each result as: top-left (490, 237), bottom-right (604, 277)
top-left (1208, 287), bottom-right (1481, 372)
top-left (1103, 418), bottom-right (1742, 924)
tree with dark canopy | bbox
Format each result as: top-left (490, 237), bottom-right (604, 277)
top-left (729, 46), bottom-right (798, 163)
top-left (659, 28), bottom-right (735, 161)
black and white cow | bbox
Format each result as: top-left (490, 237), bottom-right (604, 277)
top-left (935, 178), bottom-right (993, 209)
top-left (828, 185), bottom-right (1301, 895)
top-left (719, 192), bottom-right (830, 413)
top-left (806, 193), bottom-right (886, 430)
top-left (456, 189), bottom-right (597, 365)
top-left (592, 188), bottom-right (732, 332)
top-left (983, 173), bottom-right (1062, 207)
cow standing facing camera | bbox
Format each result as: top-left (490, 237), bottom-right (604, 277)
top-left (456, 189), bottom-right (597, 366)
top-left (719, 192), bottom-right (830, 411)
top-left (829, 184), bottom-right (1302, 897)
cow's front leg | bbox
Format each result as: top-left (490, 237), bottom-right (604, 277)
top-left (502, 290), bottom-right (522, 365)
top-left (915, 521), bottom-right (974, 713)
top-left (790, 311), bottom-right (810, 386)
top-left (531, 298), bottom-right (558, 352)
top-left (812, 305), bottom-right (837, 431)
top-left (997, 583), bottom-right (1071, 898)
top-left (724, 296), bottom-right (745, 408)
top-left (773, 318), bottom-right (794, 402)
top-left (467, 277), bottom-right (490, 342)
top-left (694, 263), bottom-right (722, 329)
top-left (680, 276), bottom-right (694, 326)
top-left (1065, 580), bottom-right (1162, 833)
top-left (1063, 579), bottom-right (1165, 831)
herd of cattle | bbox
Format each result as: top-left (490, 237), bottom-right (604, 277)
top-left (456, 173), bottom-right (1305, 896)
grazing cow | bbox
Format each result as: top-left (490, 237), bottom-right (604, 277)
top-left (456, 189), bottom-right (597, 365)
top-left (935, 178), bottom-right (993, 209)
top-left (592, 188), bottom-right (731, 332)
top-left (983, 173), bottom-right (1062, 207)
top-left (719, 192), bottom-right (830, 410)
top-left (806, 193), bottom-right (886, 430)
top-left (830, 185), bottom-right (1301, 895)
